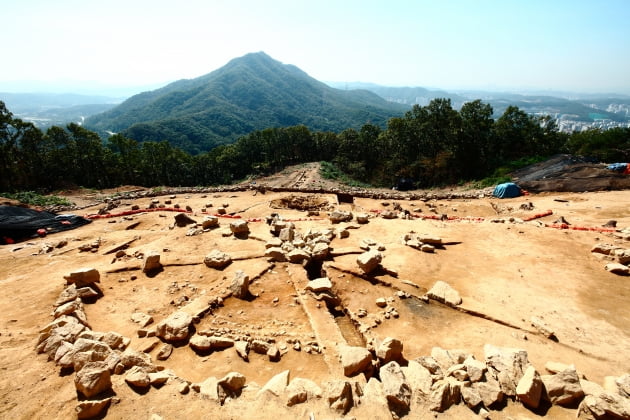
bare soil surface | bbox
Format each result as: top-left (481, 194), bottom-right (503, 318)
top-left (1, 163), bottom-right (630, 419)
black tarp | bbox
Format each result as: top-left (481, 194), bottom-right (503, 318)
top-left (0, 206), bottom-right (92, 244)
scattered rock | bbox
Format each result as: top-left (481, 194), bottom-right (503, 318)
top-left (287, 248), bottom-right (310, 263)
top-left (516, 365), bottom-right (543, 409)
top-left (75, 398), bottom-right (112, 420)
top-left (142, 251), bottom-right (162, 273)
top-left (402, 360), bottom-right (433, 395)
top-left (218, 372), bottom-right (247, 393)
top-left (267, 344), bottom-right (281, 362)
top-left (125, 365), bottom-right (151, 387)
top-left (259, 370), bottom-right (290, 397)
top-left (204, 250), bottom-right (232, 269)
top-left (605, 263), bottom-right (630, 275)
top-left (286, 378), bottom-right (322, 406)
top-left (174, 213), bottom-right (196, 227)
top-left (305, 277), bottom-right (333, 294)
top-left (380, 361), bottom-right (412, 412)
top-left (156, 343), bottom-right (173, 361)
top-left (376, 337), bottom-right (404, 364)
top-left (541, 366), bottom-right (585, 406)
top-left (230, 270), bottom-right (250, 299)
top-left (577, 392), bottom-right (630, 419)
top-left (355, 213), bottom-right (369, 224)
top-left (429, 379), bottom-right (461, 412)
top-left (357, 250), bottom-right (382, 274)
top-left (340, 345), bottom-right (373, 377)
top-left (329, 210), bottom-right (353, 224)
top-left (310, 242), bottom-right (330, 260)
top-left (229, 220), bottom-right (249, 235)
top-left (264, 247), bottom-right (286, 262)
top-left (201, 215), bottom-right (219, 229)
top-left (235, 341), bottom-right (250, 361)
top-left (197, 376), bottom-right (220, 402)
top-left (131, 312), bottom-right (153, 327)
top-left (64, 268), bottom-right (100, 288)
top-left (74, 361), bottom-right (112, 398)
top-left (155, 311), bottom-right (192, 341)
top-left (531, 316), bottom-right (556, 339)
top-left (484, 344), bottom-right (529, 397)
top-left (325, 380), bottom-right (354, 414)
top-left (427, 281), bottom-right (462, 306)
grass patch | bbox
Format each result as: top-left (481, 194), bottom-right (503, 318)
top-left (319, 161), bottom-right (370, 188)
top-left (1, 191), bottom-right (72, 207)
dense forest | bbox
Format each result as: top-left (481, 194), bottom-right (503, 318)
top-left (1, 98), bottom-right (629, 193)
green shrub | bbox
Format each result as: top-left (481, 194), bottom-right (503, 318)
top-left (1, 191), bottom-right (72, 207)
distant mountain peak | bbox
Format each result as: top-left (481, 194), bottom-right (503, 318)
top-left (84, 52), bottom-right (407, 154)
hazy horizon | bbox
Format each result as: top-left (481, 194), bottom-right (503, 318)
top-left (2, 1), bottom-right (630, 96)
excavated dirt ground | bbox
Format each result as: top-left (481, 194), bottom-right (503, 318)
top-left (1, 168), bottom-right (630, 419)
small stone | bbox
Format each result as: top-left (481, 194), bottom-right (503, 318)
top-left (142, 251), bottom-right (162, 273)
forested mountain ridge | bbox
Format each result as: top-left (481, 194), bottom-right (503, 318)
top-left (85, 52), bottom-right (408, 154)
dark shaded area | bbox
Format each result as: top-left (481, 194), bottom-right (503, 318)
top-left (0, 205), bottom-right (91, 244)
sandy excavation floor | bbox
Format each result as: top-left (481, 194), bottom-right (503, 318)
top-left (1, 185), bottom-right (629, 419)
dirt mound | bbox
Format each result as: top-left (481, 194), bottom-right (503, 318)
top-left (512, 154), bottom-right (630, 192)
top-left (269, 194), bottom-right (332, 211)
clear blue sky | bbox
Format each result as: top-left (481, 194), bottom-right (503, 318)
top-left (2, 0), bottom-right (629, 94)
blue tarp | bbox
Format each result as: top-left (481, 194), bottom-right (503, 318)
top-left (493, 182), bottom-right (521, 198)
top-left (607, 163), bottom-right (628, 172)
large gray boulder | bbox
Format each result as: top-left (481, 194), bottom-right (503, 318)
top-left (155, 311), bottom-right (192, 341)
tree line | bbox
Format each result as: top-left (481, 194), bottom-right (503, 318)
top-left (1, 99), bottom-right (629, 193)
